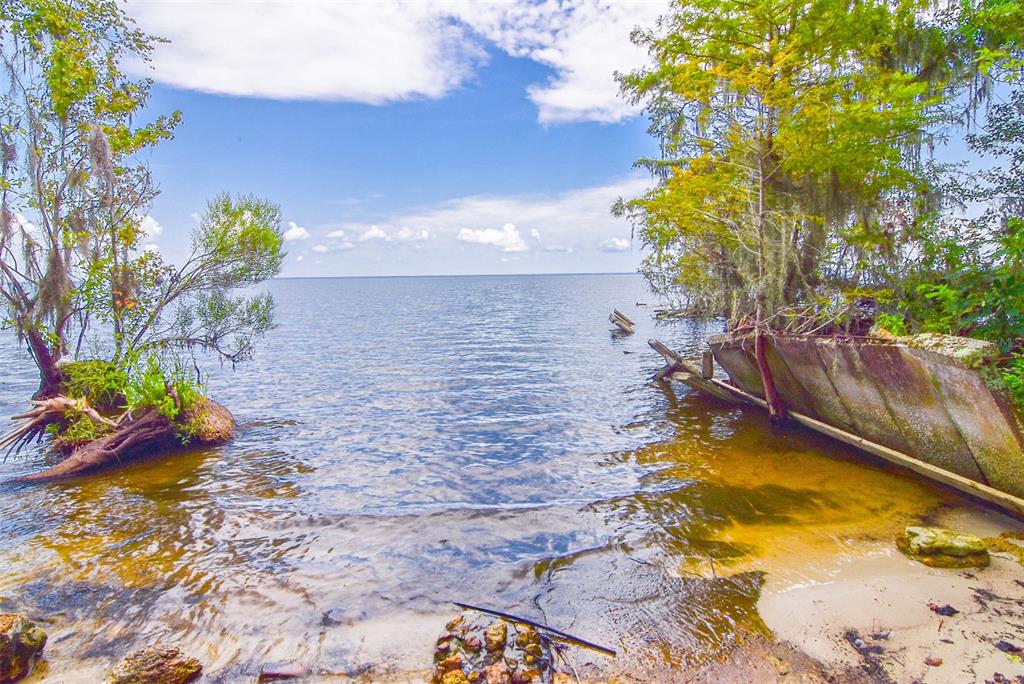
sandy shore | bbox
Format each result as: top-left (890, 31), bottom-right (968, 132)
top-left (754, 507), bottom-right (1024, 684)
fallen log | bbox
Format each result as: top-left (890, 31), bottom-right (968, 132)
top-left (609, 310), bottom-right (634, 335)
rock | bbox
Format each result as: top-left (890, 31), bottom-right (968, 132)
top-left (484, 622), bottom-right (507, 652)
top-left (441, 672), bottom-right (471, 684)
top-left (106, 645), bottom-right (201, 684)
top-left (179, 399), bottom-right (234, 445)
top-left (0, 613), bottom-right (47, 683)
top-left (897, 526), bottom-right (990, 568)
top-left (483, 663), bottom-right (512, 684)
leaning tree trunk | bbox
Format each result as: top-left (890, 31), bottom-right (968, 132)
top-left (25, 329), bottom-right (64, 400)
top-left (8, 399), bottom-right (235, 483)
top-left (754, 299), bottom-right (786, 424)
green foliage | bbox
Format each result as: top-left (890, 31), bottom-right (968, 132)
top-left (617, 0), bottom-right (938, 324)
top-left (1003, 355), bottom-right (1024, 411)
top-left (60, 359), bottom-right (127, 409)
top-left (0, 0), bottom-right (180, 394)
top-left (122, 355), bottom-right (204, 421)
top-left (874, 313), bottom-right (910, 337)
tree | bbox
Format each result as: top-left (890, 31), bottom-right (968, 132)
top-left (0, 0), bottom-right (180, 397)
top-left (0, 0), bottom-right (286, 478)
top-left (617, 0), bottom-right (942, 419)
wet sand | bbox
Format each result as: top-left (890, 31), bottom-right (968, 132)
top-left (757, 507), bottom-right (1024, 684)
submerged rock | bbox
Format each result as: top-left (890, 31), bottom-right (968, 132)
top-left (106, 645), bottom-right (201, 684)
top-left (897, 526), bottom-right (990, 568)
top-left (0, 613), bottom-right (47, 683)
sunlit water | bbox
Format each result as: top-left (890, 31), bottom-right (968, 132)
top-left (0, 274), bottom-right (1011, 681)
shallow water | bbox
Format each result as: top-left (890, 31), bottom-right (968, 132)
top-left (0, 274), bottom-right (1007, 681)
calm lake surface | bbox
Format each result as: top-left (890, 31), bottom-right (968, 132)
top-left (0, 273), bottom-right (1002, 681)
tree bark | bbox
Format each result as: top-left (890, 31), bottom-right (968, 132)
top-left (25, 329), bottom-right (64, 400)
top-left (14, 410), bottom-right (175, 482)
top-left (755, 300), bottom-right (786, 423)
top-left (7, 399), bottom-right (235, 483)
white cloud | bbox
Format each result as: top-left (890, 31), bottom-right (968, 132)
top-left (13, 212), bottom-right (39, 238)
top-left (296, 255), bottom-right (304, 262)
top-left (457, 223), bottom-right (528, 252)
top-left (327, 229), bottom-right (347, 238)
top-left (360, 225), bottom-right (390, 242)
top-left (600, 237), bottom-right (630, 252)
top-left (124, 1), bottom-right (666, 123)
top-left (142, 243), bottom-right (160, 253)
top-left (139, 215), bottom-right (163, 238)
top-left (125, 1), bottom-right (484, 103)
top-left (394, 227), bottom-right (432, 242)
top-left (312, 244), bottom-right (328, 253)
top-left (450, 2), bottom-right (665, 123)
top-left (334, 176), bottom-right (647, 258)
top-left (283, 221), bottom-right (310, 241)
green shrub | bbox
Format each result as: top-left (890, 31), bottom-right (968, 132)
top-left (61, 360), bottom-right (128, 410)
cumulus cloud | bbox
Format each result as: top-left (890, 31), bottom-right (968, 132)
top-left (125, 1), bottom-right (484, 103)
top-left (360, 225), bottom-right (390, 242)
top-left (326, 229), bottom-right (347, 238)
top-left (139, 215), bottom-right (163, 238)
top-left (124, 1), bottom-right (665, 123)
top-left (283, 221), bottom-right (311, 241)
top-left (600, 237), bottom-right (630, 252)
top-left (394, 227), bottom-right (432, 242)
top-left (450, 2), bottom-right (665, 123)
top-left (312, 244), bottom-right (328, 253)
top-left (333, 176), bottom-right (647, 258)
top-left (457, 223), bottom-right (529, 252)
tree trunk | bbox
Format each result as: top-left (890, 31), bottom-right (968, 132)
top-left (755, 299), bottom-right (786, 423)
top-left (25, 329), bottom-right (64, 400)
top-left (8, 399), bottom-right (235, 483)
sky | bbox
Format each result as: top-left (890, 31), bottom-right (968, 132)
top-left (123, 0), bottom-right (668, 277)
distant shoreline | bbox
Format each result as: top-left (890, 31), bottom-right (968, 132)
top-left (272, 271), bottom-right (641, 280)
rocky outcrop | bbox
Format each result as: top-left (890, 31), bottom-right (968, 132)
top-left (180, 399), bottom-right (234, 445)
top-left (0, 613), bottom-right (46, 683)
top-left (106, 645), bottom-right (202, 684)
top-left (897, 526), bottom-right (990, 568)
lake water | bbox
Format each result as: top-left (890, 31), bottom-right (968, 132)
top-left (0, 273), bottom-right (1002, 681)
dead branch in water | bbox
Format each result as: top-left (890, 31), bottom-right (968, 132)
top-left (451, 601), bottom-right (617, 657)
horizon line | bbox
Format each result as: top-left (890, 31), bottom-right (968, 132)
top-left (273, 270), bottom-right (640, 280)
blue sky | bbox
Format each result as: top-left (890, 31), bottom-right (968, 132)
top-left (126, 1), bottom-right (667, 277)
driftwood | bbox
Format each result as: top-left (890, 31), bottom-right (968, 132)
top-left (452, 601), bottom-right (617, 657)
top-left (0, 396), bottom-right (116, 458)
top-left (609, 309), bottom-right (635, 335)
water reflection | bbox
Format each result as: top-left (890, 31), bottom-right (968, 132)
top-left (0, 275), bottom-right (994, 680)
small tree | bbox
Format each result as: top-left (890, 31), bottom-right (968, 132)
top-left (0, 0), bottom-right (179, 397)
top-left (0, 1), bottom-right (286, 476)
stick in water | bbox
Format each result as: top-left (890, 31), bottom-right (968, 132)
top-left (451, 601), bottom-right (617, 657)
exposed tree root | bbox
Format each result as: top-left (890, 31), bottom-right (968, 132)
top-left (3, 398), bottom-right (234, 483)
top-left (0, 396), bottom-right (116, 459)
